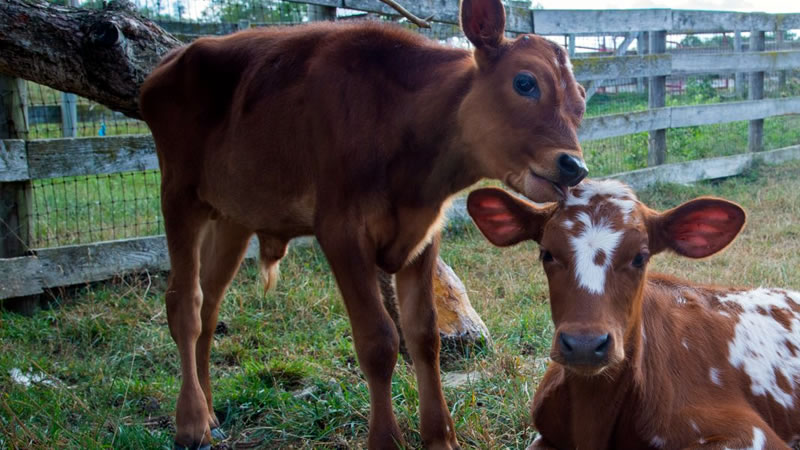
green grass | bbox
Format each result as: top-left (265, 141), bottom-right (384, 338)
top-left (2, 160), bottom-right (800, 449)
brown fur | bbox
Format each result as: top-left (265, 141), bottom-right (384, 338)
top-left (467, 181), bottom-right (800, 450)
top-left (139, 0), bottom-right (587, 447)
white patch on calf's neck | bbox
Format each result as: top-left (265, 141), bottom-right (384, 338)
top-left (569, 212), bottom-right (623, 295)
top-left (709, 367), bottom-right (722, 386)
top-left (650, 436), bottom-right (665, 448)
top-left (720, 288), bottom-right (800, 409)
top-left (723, 427), bottom-right (766, 450)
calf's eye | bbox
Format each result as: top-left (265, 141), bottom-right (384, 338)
top-left (632, 252), bottom-right (648, 268)
top-left (513, 72), bottom-right (541, 99)
top-left (540, 249), bottom-right (554, 263)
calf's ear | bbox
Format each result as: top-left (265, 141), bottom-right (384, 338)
top-left (467, 188), bottom-right (551, 247)
top-left (460, 0), bottom-right (506, 54)
top-left (647, 197), bottom-right (746, 258)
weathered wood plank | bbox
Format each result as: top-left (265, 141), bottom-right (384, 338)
top-left (669, 98), bottom-right (800, 128)
top-left (672, 50), bottom-right (800, 75)
top-left (0, 140), bottom-right (28, 182)
top-left (670, 10), bottom-right (751, 33)
top-left (581, 98), bottom-right (800, 141)
top-left (579, 109), bottom-right (671, 141)
top-left (682, 11), bottom-right (800, 33)
top-left (608, 145), bottom-right (800, 190)
top-left (573, 54), bottom-right (671, 82)
top-left (26, 135), bottom-right (158, 179)
top-left (532, 9), bottom-right (672, 34)
top-left (533, 10), bottom-right (800, 35)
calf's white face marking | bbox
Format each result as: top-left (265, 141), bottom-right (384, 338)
top-left (569, 212), bottom-right (623, 295)
top-left (720, 288), bottom-right (800, 408)
top-left (563, 180), bottom-right (635, 295)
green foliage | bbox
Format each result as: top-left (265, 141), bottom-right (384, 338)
top-left (683, 77), bottom-right (718, 103)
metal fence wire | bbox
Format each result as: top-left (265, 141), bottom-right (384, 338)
top-left (10, 0), bottom-right (800, 250)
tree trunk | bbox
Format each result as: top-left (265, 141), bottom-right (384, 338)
top-left (0, 0), bottom-right (491, 358)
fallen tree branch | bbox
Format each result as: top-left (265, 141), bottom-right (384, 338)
top-left (0, 0), bottom-right (179, 119)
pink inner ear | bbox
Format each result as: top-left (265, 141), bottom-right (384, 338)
top-left (477, 196), bottom-right (505, 211)
top-left (485, 212), bottom-right (514, 223)
top-left (669, 205), bottom-right (742, 258)
top-left (494, 223), bottom-right (521, 236)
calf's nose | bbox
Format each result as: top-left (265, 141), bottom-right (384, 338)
top-left (557, 153), bottom-right (588, 186)
top-left (558, 332), bottom-right (610, 366)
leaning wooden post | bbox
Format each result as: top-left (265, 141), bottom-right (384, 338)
top-left (0, 75), bottom-right (32, 259)
top-left (748, 30), bottom-right (765, 153)
top-left (647, 30), bottom-right (667, 167)
top-left (734, 30), bottom-right (746, 99)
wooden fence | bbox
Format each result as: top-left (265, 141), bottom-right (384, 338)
top-left (2, 4), bottom-right (800, 300)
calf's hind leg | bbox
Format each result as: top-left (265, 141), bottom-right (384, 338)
top-left (161, 191), bottom-right (214, 450)
top-left (195, 219), bottom-right (252, 438)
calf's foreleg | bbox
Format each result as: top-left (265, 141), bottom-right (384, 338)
top-left (396, 237), bottom-right (460, 450)
top-left (317, 222), bottom-right (404, 449)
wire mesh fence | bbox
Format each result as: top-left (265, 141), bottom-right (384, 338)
top-left (7, 1), bottom-right (800, 249)
top-left (28, 171), bottom-right (163, 249)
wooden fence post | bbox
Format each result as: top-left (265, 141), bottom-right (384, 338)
top-left (734, 30), bottom-right (746, 98)
top-left (647, 30), bottom-right (667, 166)
top-left (307, 4), bottom-right (336, 21)
top-left (0, 75), bottom-right (31, 259)
top-left (61, 92), bottom-right (78, 137)
top-left (60, 0), bottom-right (79, 138)
top-left (777, 30), bottom-right (786, 92)
top-left (749, 30), bottom-right (765, 153)
top-left (568, 34), bottom-right (576, 58)
top-left (637, 31), bottom-right (648, 94)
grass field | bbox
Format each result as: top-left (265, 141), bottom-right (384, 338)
top-left (2, 160), bottom-right (799, 449)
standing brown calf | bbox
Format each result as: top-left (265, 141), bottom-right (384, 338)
top-left (139, 0), bottom-right (587, 447)
top-left (468, 179), bottom-right (800, 449)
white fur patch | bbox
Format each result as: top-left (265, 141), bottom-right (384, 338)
top-left (719, 288), bottom-right (800, 409)
top-left (676, 296), bottom-right (687, 305)
top-left (650, 436), bottom-right (665, 448)
top-left (724, 427), bottom-right (766, 450)
top-left (565, 179), bottom-right (637, 221)
top-left (689, 420), bottom-right (699, 433)
top-left (682, 338), bottom-right (689, 350)
top-left (569, 211), bottom-right (623, 295)
top-left (709, 367), bottom-right (722, 386)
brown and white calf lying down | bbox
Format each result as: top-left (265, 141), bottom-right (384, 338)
top-left (468, 179), bottom-right (800, 449)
